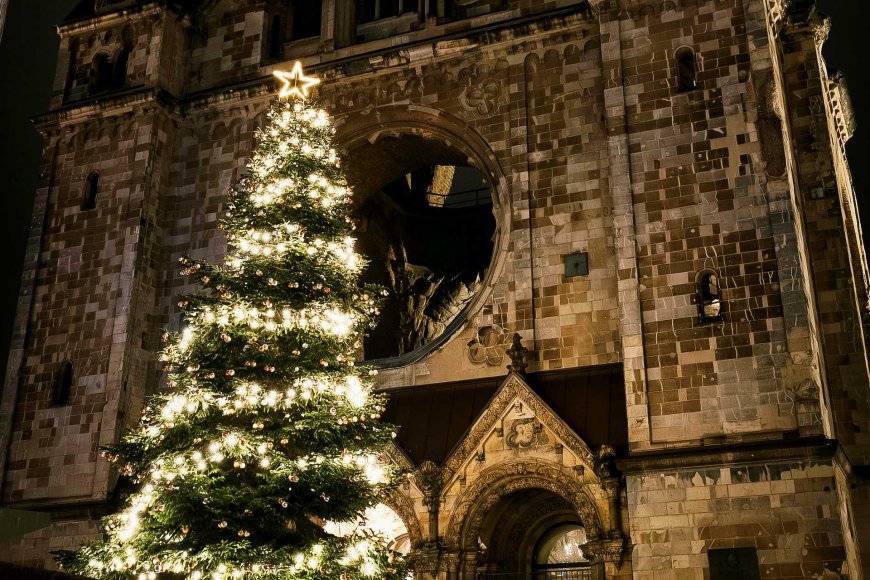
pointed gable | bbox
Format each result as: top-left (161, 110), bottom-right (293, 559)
top-left (380, 364), bottom-right (626, 466)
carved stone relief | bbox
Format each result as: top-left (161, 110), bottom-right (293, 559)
top-left (458, 59), bottom-right (509, 119)
top-left (465, 324), bottom-right (510, 367)
top-left (505, 418), bottom-right (546, 449)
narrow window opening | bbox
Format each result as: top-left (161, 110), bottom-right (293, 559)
top-left (89, 52), bottom-right (112, 94)
top-left (269, 15), bottom-right (284, 59)
top-left (676, 47), bottom-right (697, 92)
top-left (82, 172), bottom-right (99, 211)
top-left (697, 269), bottom-right (723, 323)
top-left (357, 0), bottom-right (407, 23)
top-left (291, 1), bottom-right (322, 40)
top-left (112, 46), bottom-right (132, 89)
top-left (53, 361), bottom-right (74, 406)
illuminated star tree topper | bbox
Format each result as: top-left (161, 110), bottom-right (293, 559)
top-left (273, 61), bottom-right (321, 99)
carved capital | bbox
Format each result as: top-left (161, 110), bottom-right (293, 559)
top-left (599, 476), bottom-right (621, 497)
top-left (409, 542), bottom-right (448, 574)
top-left (582, 536), bottom-right (628, 568)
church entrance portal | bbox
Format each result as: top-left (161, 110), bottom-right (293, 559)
top-left (471, 488), bottom-right (604, 580)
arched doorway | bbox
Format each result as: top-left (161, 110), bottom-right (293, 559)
top-left (473, 489), bottom-right (604, 580)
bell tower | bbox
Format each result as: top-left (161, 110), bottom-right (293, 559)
top-left (0, 0), bottom-right (185, 564)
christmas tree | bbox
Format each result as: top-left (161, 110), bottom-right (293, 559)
top-left (57, 64), bottom-right (407, 580)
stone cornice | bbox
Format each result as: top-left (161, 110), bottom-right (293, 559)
top-left (616, 437), bottom-right (836, 474)
top-left (36, 6), bottom-right (599, 129)
top-left (58, 2), bottom-right (163, 37)
top-left (31, 87), bottom-right (175, 133)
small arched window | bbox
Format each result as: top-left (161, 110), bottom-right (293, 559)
top-left (89, 52), bottom-right (112, 94)
top-left (82, 172), bottom-right (99, 210)
top-left (112, 46), bottom-right (132, 89)
top-left (53, 361), bottom-right (74, 406)
top-left (675, 47), bottom-right (697, 92)
top-left (697, 269), bottom-right (723, 323)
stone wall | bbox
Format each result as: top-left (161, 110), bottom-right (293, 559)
top-left (625, 449), bottom-right (848, 579)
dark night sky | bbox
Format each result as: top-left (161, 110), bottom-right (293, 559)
top-left (0, 1), bottom-right (868, 382)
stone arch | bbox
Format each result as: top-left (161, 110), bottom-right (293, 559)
top-left (334, 105), bottom-right (509, 214)
top-left (383, 489), bottom-right (424, 549)
top-left (333, 105), bottom-right (511, 365)
top-left (444, 461), bottom-right (605, 551)
top-left (488, 494), bottom-right (578, 572)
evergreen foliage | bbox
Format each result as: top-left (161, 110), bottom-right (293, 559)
top-left (57, 93), bottom-right (406, 580)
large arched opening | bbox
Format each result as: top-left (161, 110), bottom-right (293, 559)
top-left (471, 488), bottom-right (603, 580)
top-left (344, 134), bottom-right (496, 361)
top-left (336, 108), bottom-right (510, 366)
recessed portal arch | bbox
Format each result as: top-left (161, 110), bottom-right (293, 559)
top-left (444, 462), bottom-right (605, 553)
top-left (458, 486), bottom-right (604, 580)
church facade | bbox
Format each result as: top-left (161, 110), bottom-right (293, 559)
top-left (0, 0), bottom-right (868, 578)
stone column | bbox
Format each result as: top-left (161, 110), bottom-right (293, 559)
top-left (444, 551), bottom-right (460, 580)
top-left (600, 477), bottom-right (622, 538)
top-left (415, 460), bottom-right (443, 542)
top-left (458, 550), bottom-right (478, 580)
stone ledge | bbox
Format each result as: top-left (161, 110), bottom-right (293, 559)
top-left (616, 436), bottom-right (836, 474)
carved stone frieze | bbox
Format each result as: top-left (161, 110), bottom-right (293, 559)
top-left (385, 441), bottom-right (416, 472)
top-left (408, 542), bottom-right (448, 574)
top-left (384, 489), bottom-right (424, 549)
